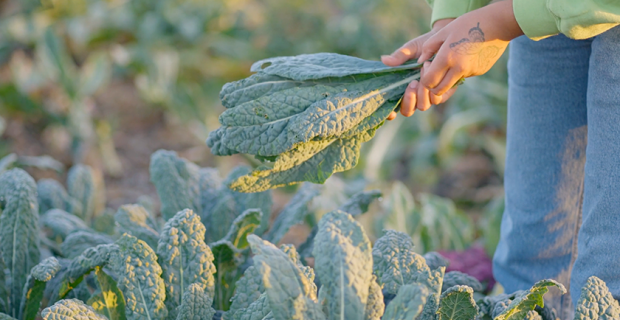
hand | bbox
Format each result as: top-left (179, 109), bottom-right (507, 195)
top-left (415, 0), bottom-right (523, 109)
top-left (381, 18), bottom-right (456, 120)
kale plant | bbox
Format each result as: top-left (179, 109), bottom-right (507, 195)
top-left (207, 53), bottom-right (424, 192)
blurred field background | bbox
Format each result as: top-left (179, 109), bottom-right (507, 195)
top-left (0, 0), bottom-right (509, 258)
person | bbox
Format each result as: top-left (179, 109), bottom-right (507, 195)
top-left (381, 0), bottom-right (620, 318)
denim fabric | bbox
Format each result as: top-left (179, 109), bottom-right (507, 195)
top-left (493, 25), bottom-right (620, 318)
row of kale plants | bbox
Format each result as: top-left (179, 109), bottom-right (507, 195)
top-left (0, 150), bottom-right (616, 320)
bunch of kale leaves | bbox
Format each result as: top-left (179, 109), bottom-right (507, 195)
top-left (207, 53), bottom-right (422, 192)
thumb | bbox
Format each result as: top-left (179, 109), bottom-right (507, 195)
top-left (381, 37), bottom-right (425, 66)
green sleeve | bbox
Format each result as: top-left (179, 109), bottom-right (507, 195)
top-left (426, 0), bottom-right (490, 27)
top-left (513, 0), bottom-right (620, 40)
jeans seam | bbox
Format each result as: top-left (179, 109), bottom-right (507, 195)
top-left (563, 181), bottom-right (584, 318)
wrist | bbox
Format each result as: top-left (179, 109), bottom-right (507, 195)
top-left (487, 0), bottom-right (524, 40)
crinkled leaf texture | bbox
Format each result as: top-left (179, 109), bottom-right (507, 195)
top-left (0, 254), bottom-right (8, 314)
top-left (157, 209), bottom-right (216, 314)
top-left (115, 204), bottom-right (160, 250)
top-left (0, 169), bottom-right (40, 318)
top-left (248, 235), bottom-right (325, 320)
top-left (441, 271), bottom-right (484, 293)
top-left (382, 284), bottom-right (429, 320)
top-left (209, 53), bottom-right (422, 192)
top-left (40, 209), bottom-right (89, 241)
top-left (67, 164), bottom-right (96, 224)
top-left (41, 299), bottom-right (107, 320)
top-left (313, 210), bottom-right (373, 320)
top-left (226, 265), bottom-right (265, 320)
top-left (53, 244), bottom-right (118, 302)
top-left (110, 234), bottom-right (168, 320)
top-left (149, 150), bottom-right (201, 221)
top-left (437, 285), bottom-right (478, 320)
top-left (249, 53), bottom-right (423, 80)
top-left (175, 283), bottom-right (216, 320)
top-left (231, 294), bottom-right (272, 320)
top-left (37, 179), bottom-right (81, 216)
top-left (423, 252), bottom-right (449, 271)
top-left (228, 102), bottom-right (395, 193)
top-left (574, 276), bottom-right (620, 320)
top-left (364, 275), bottom-right (384, 320)
top-left (417, 267), bottom-right (446, 320)
top-left (19, 257), bottom-right (62, 320)
top-left (495, 279), bottom-right (566, 320)
top-left (372, 230), bottom-right (429, 295)
top-left (61, 230), bottom-right (114, 259)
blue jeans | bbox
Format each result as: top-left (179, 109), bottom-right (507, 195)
top-left (493, 25), bottom-right (620, 318)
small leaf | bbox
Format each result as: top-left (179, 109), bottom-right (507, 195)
top-left (67, 165), bottom-right (96, 224)
top-left (56, 243), bottom-right (118, 301)
top-left (382, 284), bottom-right (429, 320)
top-left (149, 150), bottom-right (201, 221)
top-left (19, 257), bottom-right (62, 320)
top-left (109, 234), bottom-right (168, 320)
top-left (115, 204), bottom-right (160, 250)
top-left (437, 285), bottom-right (478, 320)
top-left (495, 279), bottom-right (566, 320)
top-left (0, 169), bottom-right (40, 318)
top-left (40, 209), bottom-right (89, 241)
top-left (248, 235), bottom-right (325, 320)
top-left (37, 179), bottom-right (79, 216)
top-left (87, 267), bottom-right (126, 320)
top-left (223, 209), bottom-right (262, 249)
top-left (157, 209), bottom-right (216, 314)
top-left (441, 271), bottom-right (484, 293)
top-left (338, 189), bottom-right (381, 217)
top-left (61, 230), bottom-right (114, 259)
top-left (313, 210), bottom-right (373, 320)
top-left (372, 230), bottom-right (429, 295)
top-left (423, 252), bottom-right (449, 271)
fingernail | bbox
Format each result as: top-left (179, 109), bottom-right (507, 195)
top-left (409, 81), bottom-right (417, 89)
top-left (381, 55), bottom-right (391, 60)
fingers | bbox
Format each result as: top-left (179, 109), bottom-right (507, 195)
top-left (416, 83), bottom-right (432, 111)
top-left (415, 66), bottom-right (431, 111)
top-left (419, 57), bottom-right (449, 92)
top-left (381, 37), bottom-right (425, 66)
top-left (387, 112), bottom-right (397, 121)
top-left (430, 68), bottom-right (463, 96)
top-left (440, 86), bottom-right (458, 102)
top-left (400, 80), bottom-right (418, 117)
top-left (430, 86), bottom-right (459, 105)
top-left (417, 34), bottom-right (444, 63)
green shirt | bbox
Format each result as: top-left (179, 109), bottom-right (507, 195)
top-left (426, 0), bottom-right (620, 40)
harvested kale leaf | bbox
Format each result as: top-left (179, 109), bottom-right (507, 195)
top-left (207, 53), bottom-right (422, 192)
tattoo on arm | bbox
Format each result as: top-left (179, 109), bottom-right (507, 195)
top-left (448, 22), bottom-right (500, 69)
